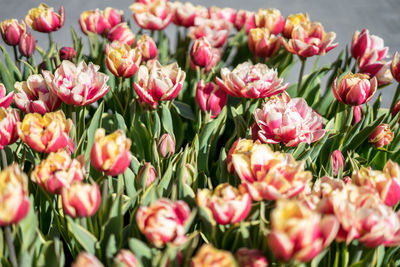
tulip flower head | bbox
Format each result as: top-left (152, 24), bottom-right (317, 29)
top-left (248, 28), bottom-right (281, 59)
top-left (157, 133), bottom-right (175, 158)
top-left (351, 29), bottom-right (388, 65)
top-left (190, 37), bottom-right (213, 68)
top-left (283, 13), bottom-right (309, 38)
top-left (130, 0), bottom-right (173, 30)
top-left (191, 244), bottom-right (236, 267)
top-left (189, 17), bottom-right (231, 48)
top-left (137, 162), bottom-right (157, 188)
top-left (107, 23), bottom-right (136, 46)
top-left (196, 80), bottom-right (228, 118)
top-left (0, 19), bottom-right (26, 46)
top-left (25, 3), bottom-right (65, 33)
top-left (0, 164), bottom-right (30, 226)
top-left (254, 8), bottom-right (284, 35)
top-left (19, 32), bottom-right (36, 57)
top-left (106, 41), bottom-right (142, 78)
top-left (329, 150), bottom-right (344, 176)
top-left (62, 181), bottom-right (100, 218)
top-left (135, 34), bottom-right (157, 61)
top-left (103, 7), bottom-right (124, 29)
top-left (236, 248), bottom-right (268, 267)
top-left (234, 9), bottom-right (255, 33)
top-left (170, 1), bottom-right (208, 28)
top-left (115, 250), bottom-right (138, 267)
top-left (208, 6), bottom-right (237, 24)
top-left (80, 9), bottom-right (109, 35)
top-left (368, 123), bottom-right (393, 148)
top-left (0, 108), bottom-right (19, 149)
top-left (391, 52), bottom-right (400, 83)
top-left (72, 252), bottom-right (104, 267)
top-left (59, 46), bottom-right (76, 61)
top-left (0, 83), bottom-right (14, 108)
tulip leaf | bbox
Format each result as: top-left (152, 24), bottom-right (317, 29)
top-left (123, 168), bottom-right (137, 198)
top-left (0, 57), bottom-right (15, 93)
top-left (157, 161), bottom-right (174, 197)
top-left (0, 45), bottom-right (22, 82)
top-left (173, 101), bottom-right (195, 121)
top-left (84, 101), bottom-right (104, 161)
top-left (67, 217), bottom-right (98, 255)
top-left (128, 238), bottom-right (152, 264)
top-left (161, 103), bottom-right (174, 136)
top-left (18, 196), bottom-right (39, 251)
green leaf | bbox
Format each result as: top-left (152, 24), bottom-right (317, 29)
top-left (124, 168), bottom-right (137, 198)
top-left (161, 103), bottom-right (174, 136)
top-left (0, 45), bottom-right (22, 81)
top-left (128, 238), bottom-right (152, 265)
top-left (0, 56), bottom-right (14, 92)
top-left (67, 217), bottom-right (98, 254)
top-left (84, 101), bottom-right (104, 161)
top-left (173, 101), bottom-right (195, 121)
top-left (157, 161), bottom-right (173, 197)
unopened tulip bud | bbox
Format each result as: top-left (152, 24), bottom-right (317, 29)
top-left (368, 124), bottom-right (393, 147)
top-left (248, 28), bottom-right (281, 59)
top-left (0, 164), bottom-right (30, 226)
top-left (352, 105), bottom-right (362, 125)
top-left (59, 46), bottom-right (76, 61)
top-left (391, 52), bottom-right (400, 83)
top-left (0, 19), bottom-right (26, 46)
top-left (114, 249), bottom-right (137, 267)
top-left (234, 10), bottom-right (255, 33)
top-left (236, 248), bottom-right (268, 267)
top-left (191, 244), bottom-right (235, 267)
top-left (62, 182), bottom-right (100, 218)
top-left (182, 163), bottom-right (196, 186)
top-left (137, 162), bottom-right (157, 187)
top-left (72, 252), bottom-right (104, 267)
top-left (103, 7), bottom-right (124, 29)
top-left (190, 38), bottom-right (213, 68)
top-left (79, 9), bottom-right (109, 35)
top-left (25, 4), bottom-right (65, 33)
top-left (158, 133), bottom-right (175, 158)
top-left (0, 107), bottom-right (19, 150)
top-left (196, 80), bottom-right (227, 119)
top-left (107, 23), bottom-right (135, 46)
top-left (0, 83), bottom-right (14, 108)
top-left (19, 32), bottom-right (36, 57)
top-left (329, 150), bottom-right (344, 176)
top-left (135, 34), bottom-right (157, 61)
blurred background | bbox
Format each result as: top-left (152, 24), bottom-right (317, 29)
top-left (1, 0), bottom-right (400, 105)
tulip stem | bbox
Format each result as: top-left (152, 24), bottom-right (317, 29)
top-left (5, 226), bottom-right (18, 267)
top-left (48, 32), bottom-right (54, 48)
top-left (110, 86), bottom-right (124, 113)
top-left (12, 46), bottom-right (20, 70)
top-left (0, 149), bottom-right (7, 170)
top-left (101, 177), bottom-right (108, 210)
top-left (298, 58), bottom-right (306, 93)
top-left (390, 83), bottom-right (400, 110)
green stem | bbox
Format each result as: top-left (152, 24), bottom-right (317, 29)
top-left (390, 83), bottom-right (400, 110)
top-left (298, 58), bottom-right (306, 92)
top-left (110, 86), bottom-right (124, 113)
top-left (48, 32), bottom-right (53, 48)
top-left (101, 177), bottom-right (108, 210)
top-left (12, 46), bottom-right (19, 69)
top-left (5, 226), bottom-right (18, 267)
top-left (0, 149), bottom-right (7, 170)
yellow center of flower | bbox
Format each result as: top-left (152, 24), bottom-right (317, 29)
top-left (27, 3), bottom-right (51, 20)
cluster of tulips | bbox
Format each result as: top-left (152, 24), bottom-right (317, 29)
top-left (1, 0), bottom-right (400, 266)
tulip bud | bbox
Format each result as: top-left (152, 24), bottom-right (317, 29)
top-left (18, 32), bottom-right (36, 57)
top-left (248, 28), bottom-right (281, 59)
top-left (368, 124), bottom-right (393, 147)
top-left (0, 83), bottom-right (14, 108)
top-left (181, 163), bottom-right (196, 186)
top-left (283, 13), bottom-right (309, 38)
top-left (329, 150), bottom-right (344, 176)
top-left (135, 34), bottom-right (157, 61)
top-left (236, 248), bottom-right (268, 267)
top-left (0, 107), bottom-right (19, 149)
top-left (72, 252), bottom-right (104, 267)
top-left (0, 164), bottom-right (30, 226)
top-left (190, 37), bottom-right (213, 68)
top-left (170, 2), bottom-right (208, 28)
top-left (59, 46), bottom-right (76, 61)
top-left (191, 244), bottom-right (236, 267)
top-left (136, 198), bottom-right (190, 248)
top-left (234, 10), bottom-right (255, 33)
top-left (189, 17), bottom-right (231, 48)
top-left (351, 29), bottom-right (388, 63)
top-left (114, 249), bottom-right (137, 267)
top-left (90, 128), bottom-right (132, 176)
top-left (25, 4), bottom-right (65, 33)
top-left (31, 151), bottom-right (85, 194)
top-left (254, 8), bottom-right (284, 35)
top-left (137, 162), bottom-right (157, 187)
top-left (130, 0), bottom-right (173, 30)
top-left (0, 19), bottom-right (26, 46)
top-left (106, 41), bottom-right (142, 78)
top-left (208, 6), bottom-right (237, 24)
top-left (79, 9), bottom-right (109, 35)
top-left (62, 182), bottom-right (100, 218)
top-left (352, 105), bottom-right (362, 125)
top-left (103, 7), bottom-right (124, 29)
top-left (391, 52), bottom-right (400, 83)
top-left (332, 73), bottom-right (377, 106)
top-left (196, 80), bottom-right (227, 119)
top-left (158, 133), bottom-right (175, 158)
top-left (107, 23), bottom-right (136, 46)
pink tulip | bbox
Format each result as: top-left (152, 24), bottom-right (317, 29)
top-left (62, 182), bottom-right (100, 218)
top-left (79, 9), bottom-right (110, 35)
top-left (25, 4), bottom-right (64, 33)
top-left (253, 96), bottom-right (325, 147)
top-left (196, 80), bottom-right (227, 118)
top-left (391, 52), bottom-right (400, 83)
top-left (158, 133), bottom-right (175, 158)
top-left (283, 13), bottom-right (309, 38)
top-left (351, 29), bottom-right (388, 64)
top-left (135, 34), bottom-right (157, 61)
top-left (136, 198), bottom-right (190, 247)
top-left (14, 74), bottom-right (61, 114)
top-left (0, 164), bottom-right (30, 227)
top-left (133, 60), bottom-right (186, 107)
top-left (368, 124), bottom-right (393, 147)
top-left (0, 19), bottom-right (26, 46)
top-left (361, 60), bottom-right (393, 85)
top-left (72, 252), bottom-right (103, 267)
top-left (105, 41), bottom-right (142, 78)
top-left (103, 7), bottom-right (124, 29)
top-left (107, 23), bottom-right (136, 46)
top-left (282, 21), bottom-right (338, 58)
top-left (18, 32), bottom-right (36, 57)
top-left (190, 37), bottom-right (213, 68)
top-left (170, 2), bottom-right (208, 28)
top-left (0, 108), bottom-right (19, 150)
top-left (130, 0), bottom-right (173, 30)
top-left (208, 6), bottom-right (237, 24)
top-left (0, 83), bottom-right (14, 108)
top-left (42, 60), bottom-right (109, 106)
top-left (234, 10), bottom-right (255, 33)
top-left (59, 46), bottom-right (76, 61)
top-left (189, 17), bottom-right (231, 48)
top-left (248, 28), bottom-right (281, 59)
top-left (31, 151), bottom-right (85, 195)
top-left (332, 73), bottom-right (377, 106)
top-left (216, 62), bottom-right (289, 98)
top-left (137, 162), bottom-right (157, 187)
top-left (236, 248), bottom-right (268, 267)
top-left (90, 128), bottom-right (132, 177)
top-left (330, 150), bottom-right (344, 176)
top-left (254, 8), bottom-right (284, 35)
top-left (191, 244), bottom-right (235, 267)
top-left (115, 250), bottom-right (137, 267)
top-left (268, 200), bottom-right (339, 262)
top-left (352, 105), bottom-right (362, 125)
top-left (196, 183), bottom-right (251, 225)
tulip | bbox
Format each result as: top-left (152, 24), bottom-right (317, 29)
top-left (107, 23), bottom-right (136, 46)
top-left (196, 183), bottom-right (251, 225)
top-left (234, 10), bottom-right (255, 33)
top-left (59, 46), bottom-right (76, 61)
top-left (31, 151), bottom-right (85, 194)
top-left (282, 21), bottom-right (338, 58)
top-left (0, 164), bottom-right (30, 226)
top-left (283, 13), bottom-right (309, 38)
top-left (354, 161), bottom-right (400, 206)
top-left (391, 52), bottom-right (400, 83)
top-left (0, 19), bottom-right (26, 46)
top-left (230, 139), bottom-right (312, 200)
top-left (14, 74), bottom-right (61, 114)
top-left (235, 248), bottom-right (268, 267)
top-left (329, 150), bottom-right (344, 176)
top-left (351, 29), bottom-right (388, 64)
top-left (189, 17), bottom-right (231, 48)
top-left (253, 96), bottom-right (325, 147)
top-left (18, 32), bottom-right (36, 57)
top-left (25, 3), bottom-right (64, 33)
top-left (103, 7), bottom-right (124, 29)
top-left (90, 128), bottom-right (132, 176)
top-left (216, 62), bottom-right (289, 98)
top-left (0, 108), bottom-right (19, 150)
top-left (130, 0), bottom-right (173, 30)
top-left (361, 60), bottom-right (393, 86)
top-left (137, 162), bottom-right (157, 187)
top-left (208, 6), bottom-right (237, 24)
top-left (190, 37), bottom-right (213, 68)
top-left (332, 73), bottom-right (377, 106)
top-left (254, 8), bottom-right (284, 35)
top-left (133, 60), bottom-right (186, 107)
top-left (170, 2), bottom-right (208, 28)
top-left (352, 105), bottom-right (362, 125)
top-left (196, 80), bottom-right (227, 118)
top-left (106, 41), bottom-right (142, 78)
top-left (205, 48), bottom-right (222, 72)
top-left (79, 9), bottom-right (109, 35)
top-left (72, 252), bottom-right (104, 267)
top-left (158, 133), bottom-right (175, 158)
top-left (17, 110), bottom-right (74, 153)
top-left (42, 60), bottom-right (109, 106)
top-left (0, 83), bottom-right (14, 108)
top-left (368, 124), bottom-right (393, 147)
top-left (115, 250), bottom-right (137, 267)
top-left (136, 198), bottom-right (190, 247)
top-left (268, 200), bottom-right (339, 262)
top-left (191, 244), bottom-right (236, 267)
top-left (226, 138), bottom-right (255, 174)
top-left (62, 182), bottom-right (100, 218)
top-left (135, 34), bottom-right (157, 61)
top-left (248, 28), bottom-right (281, 59)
